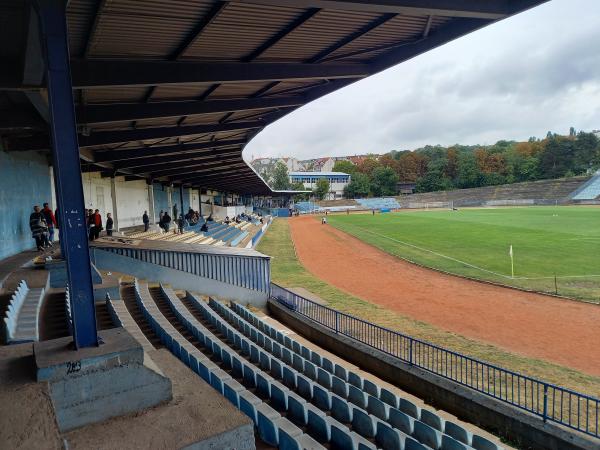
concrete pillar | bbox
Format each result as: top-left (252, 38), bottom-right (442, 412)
top-left (147, 182), bottom-right (155, 224)
top-left (167, 186), bottom-right (173, 212)
top-left (110, 177), bottom-right (120, 231)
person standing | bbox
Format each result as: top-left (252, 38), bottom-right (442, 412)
top-left (30, 206), bottom-right (48, 251)
top-left (106, 213), bottom-right (114, 236)
top-left (159, 210), bottom-right (164, 231)
top-left (177, 214), bottom-right (185, 234)
top-left (162, 211), bottom-right (171, 232)
top-left (89, 209), bottom-right (102, 240)
top-left (172, 204), bottom-right (178, 224)
top-left (42, 203), bottom-right (57, 245)
top-left (142, 210), bottom-right (149, 232)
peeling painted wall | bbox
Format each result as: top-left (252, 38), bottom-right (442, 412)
top-left (0, 150), bottom-right (53, 259)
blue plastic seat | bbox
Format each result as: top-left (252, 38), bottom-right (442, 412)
top-left (351, 407), bottom-right (376, 439)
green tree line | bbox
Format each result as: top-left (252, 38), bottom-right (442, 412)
top-left (338, 129), bottom-right (600, 196)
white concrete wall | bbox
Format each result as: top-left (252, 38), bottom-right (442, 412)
top-left (82, 172), bottom-right (115, 217)
top-left (191, 189), bottom-right (200, 211)
top-left (114, 178), bottom-right (151, 228)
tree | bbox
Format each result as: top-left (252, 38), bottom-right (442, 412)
top-left (343, 173), bottom-right (370, 198)
top-left (332, 160), bottom-right (357, 174)
top-left (290, 181), bottom-right (309, 201)
top-left (271, 161), bottom-right (290, 190)
top-left (370, 166), bottom-right (398, 196)
top-left (356, 158), bottom-right (381, 177)
top-left (314, 178), bottom-right (330, 200)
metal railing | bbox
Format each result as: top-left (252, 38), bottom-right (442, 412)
top-left (271, 283), bottom-right (599, 438)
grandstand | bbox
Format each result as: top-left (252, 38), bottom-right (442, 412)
top-left (356, 198), bottom-right (402, 210)
top-left (570, 171), bottom-right (600, 201)
top-left (397, 176), bottom-right (591, 208)
top-left (3, 1), bottom-right (596, 449)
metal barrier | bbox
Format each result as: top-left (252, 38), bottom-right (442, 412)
top-left (271, 283), bottom-right (599, 438)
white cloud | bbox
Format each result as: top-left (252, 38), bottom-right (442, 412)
top-left (244, 0), bottom-right (600, 160)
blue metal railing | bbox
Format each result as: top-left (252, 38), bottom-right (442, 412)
top-left (270, 283), bottom-right (599, 438)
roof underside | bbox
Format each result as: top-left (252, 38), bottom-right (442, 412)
top-left (0, 0), bottom-right (547, 195)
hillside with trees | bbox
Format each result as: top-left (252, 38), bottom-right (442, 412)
top-left (340, 129), bottom-right (600, 197)
top-left (255, 129), bottom-right (600, 198)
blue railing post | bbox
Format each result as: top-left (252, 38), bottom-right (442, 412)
top-left (543, 384), bottom-right (548, 422)
top-left (335, 311), bottom-right (339, 334)
top-left (36, 0), bottom-right (98, 349)
top-left (409, 338), bottom-right (414, 365)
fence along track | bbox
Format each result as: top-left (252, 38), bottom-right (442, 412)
top-left (271, 283), bottom-right (599, 439)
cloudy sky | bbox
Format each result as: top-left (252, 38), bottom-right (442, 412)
top-left (244, 0), bottom-right (600, 161)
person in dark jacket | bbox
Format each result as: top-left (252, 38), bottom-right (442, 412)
top-left (30, 205), bottom-right (48, 251)
top-left (142, 211), bottom-right (149, 232)
top-left (162, 212), bottom-right (171, 232)
top-left (106, 213), bottom-right (114, 236)
top-left (200, 222), bottom-right (208, 233)
top-left (177, 215), bottom-right (185, 234)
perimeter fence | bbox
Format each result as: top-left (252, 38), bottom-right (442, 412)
top-left (271, 283), bottom-right (599, 438)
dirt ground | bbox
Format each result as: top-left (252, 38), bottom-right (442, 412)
top-left (289, 216), bottom-right (600, 377)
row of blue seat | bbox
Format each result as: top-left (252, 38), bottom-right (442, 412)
top-left (185, 291), bottom-right (389, 450)
top-left (356, 198), bottom-right (401, 209)
top-left (215, 301), bottom-right (453, 449)
top-left (131, 280), bottom-right (324, 449)
top-left (65, 284), bottom-right (73, 335)
top-left (3, 280), bottom-right (45, 344)
top-left (225, 302), bottom-right (502, 450)
top-left (161, 285), bottom-right (322, 449)
top-left (3, 280), bottom-right (28, 342)
top-left (230, 231), bottom-right (249, 247)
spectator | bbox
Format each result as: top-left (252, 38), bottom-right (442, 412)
top-left (92, 209), bottom-right (102, 240)
top-left (159, 211), bottom-right (165, 230)
top-left (224, 216), bottom-right (230, 224)
top-left (177, 215), bottom-right (185, 234)
top-left (142, 210), bottom-right (149, 232)
top-left (172, 204), bottom-right (178, 223)
top-left (30, 205), bottom-right (49, 251)
top-left (106, 213), bottom-right (114, 236)
top-left (42, 203), bottom-right (57, 244)
top-left (163, 212), bottom-right (171, 232)
top-left (207, 214), bottom-right (214, 222)
top-left (200, 222), bottom-right (208, 233)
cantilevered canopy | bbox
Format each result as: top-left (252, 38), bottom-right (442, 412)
top-left (0, 0), bottom-right (547, 195)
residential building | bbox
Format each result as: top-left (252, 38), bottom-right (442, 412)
top-left (312, 157), bottom-right (335, 172)
top-left (289, 171), bottom-right (351, 200)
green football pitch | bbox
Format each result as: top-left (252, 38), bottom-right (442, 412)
top-left (327, 206), bottom-right (600, 302)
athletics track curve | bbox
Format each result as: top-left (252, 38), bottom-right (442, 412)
top-left (289, 216), bottom-right (600, 376)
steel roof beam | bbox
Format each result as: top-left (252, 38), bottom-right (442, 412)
top-left (113, 150), bottom-right (241, 170)
top-left (154, 161), bottom-right (248, 178)
top-left (69, 60), bottom-right (370, 88)
top-left (166, 166), bottom-right (250, 181)
top-left (94, 138), bottom-right (246, 162)
top-left (223, 0), bottom-right (509, 20)
top-left (78, 121), bottom-right (264, 147)
top-left (77, 96), bottom-right (303, 124)
top-left (372, 17), bottom-right (492, 72)
top-left (133, 156), bottom-right (243, 175)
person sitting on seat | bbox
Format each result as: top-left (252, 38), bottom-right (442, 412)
top-left (207, 214), bottom-right (214, 222)
top-left (224, 216), bottom-right (230, 224)
top-left (200, 222), bottom-right (208, 233)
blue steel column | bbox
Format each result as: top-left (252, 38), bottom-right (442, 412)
top-left (36, 0), bottom-right (99, 348)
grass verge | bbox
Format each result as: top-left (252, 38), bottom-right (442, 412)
top-left (258, 218), bottom-right (600, 398)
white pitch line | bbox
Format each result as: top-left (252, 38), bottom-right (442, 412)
top-left (341, 223), bottom-right (600, 281)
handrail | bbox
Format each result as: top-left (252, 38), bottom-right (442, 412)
top-left (270, 283), bottom-right (599, 438)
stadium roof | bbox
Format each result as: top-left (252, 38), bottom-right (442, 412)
top-left (1, 0), bottom-right (547, 195)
